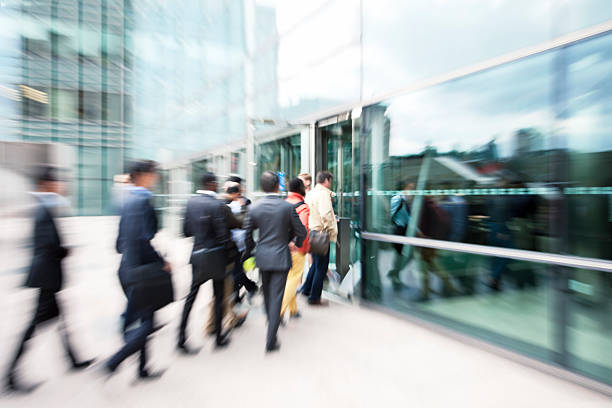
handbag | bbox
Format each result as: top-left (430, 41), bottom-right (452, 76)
top-left (309, 229), bottom-right (330, 256)
top-left (190, 245), bottom-right (227, 285)
top-left (125, 261), bottom-right (174, 313)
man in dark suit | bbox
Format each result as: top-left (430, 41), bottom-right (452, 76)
top-left (103, 160), bottom-right (169, 381)
top-left (178, 172), bottom-right (232, 352)
top-left (244, 171), bottom-right (307, 352)
top-left (5, 166), bottom-right (93, 393)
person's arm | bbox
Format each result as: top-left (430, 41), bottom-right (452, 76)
top-left (182, 200), bottom-right (193, 238)
top-left (290, 206), bottom-right (307, 248)
top-left (225, 204), bottom-right (244, 229)
top-left (320, 194), bottom-right (338, 242)
top-left (242, 211), bottom-right (256, 260)
top-left (142, 199), bottom-right (164, 263)
top-left (213, 202), bottom-right (230, 247)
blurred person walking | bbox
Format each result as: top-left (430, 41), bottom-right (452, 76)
top-left (225, 177), bottom-right (258, 302)
top-left (103, 160), bottom-right (170, 381)
top-left (5, 166), bottom-right (94, 393)
top-left (243, 171), bottom-right (306, 352)
top-left (388, 181), bottom-right (415, 291)
top-left (179, 172), bottom-right (233, 352)
top-left (300, 171), bottom-right (337, 306)
top-left (280, 178), bottom-right (310, 322)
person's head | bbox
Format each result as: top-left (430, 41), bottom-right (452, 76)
top-left (289, 177), bottom-right (306, 197)
top-left (201, 172), bottom-right (218, 192)
top-left (35, 166), bottom-right (64, 195)
top-left (225, 183), bottom-right (240, 201)
top-left (129, 160), bottom-right (158, 190)
top-left (398, 179), bottom-right (415, 192)
top-left (298, 173), bottom-right (312, 191)
top-left (227, 175), bottom-right (244, 194)
top-left (316, 171), bottom-right (333, 189)
top-left (260, 171), bottom-right (279, 193)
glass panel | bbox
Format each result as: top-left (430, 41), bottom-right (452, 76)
top-left (54, 89), bottom-right (78, 121)
top-left (363, 239), bottom-right (555, 360)
top-left (567, 268), bottom-right (612, 384)
top-left (254, 134), bottom-right (300, 191)
top-left (191, 159), bottom-right (209, 192)
top-left (564, 33), bottom-right (612, 261)
top-left (362, 50), bottom-right (556, 283)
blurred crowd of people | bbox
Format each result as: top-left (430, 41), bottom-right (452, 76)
top-left (5, 162), bottom-right (339, 393)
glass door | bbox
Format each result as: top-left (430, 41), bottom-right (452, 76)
top-left (317, 115), bottom-right (359, 299)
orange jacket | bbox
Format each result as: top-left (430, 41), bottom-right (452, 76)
top-left (286, 192), bottom-right (310, 254)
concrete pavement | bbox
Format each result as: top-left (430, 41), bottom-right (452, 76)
top-left (0, 217), bottom-right (610, 407)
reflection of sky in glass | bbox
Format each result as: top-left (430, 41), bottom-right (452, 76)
top-left (385, 51), bottom-right (554, 158)
top-left (564, 33), bottom-right (612, 153)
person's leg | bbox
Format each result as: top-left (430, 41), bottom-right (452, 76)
top-left (261, 271), bottom-right (271, 321)
top-left (300, 261), bottom-right (315, 296)
top-left (308, 249), bottom-right (329, 303)
top-left (106, 311), bottom-right (153, 373)
top-left (212, 278), bottom-right (227, 344)
top-left (281, 252), bottom-right (305, 318)
top-left (138, 312), bottom-right (154, 376)
top-left (265, 271), bottom-right (288, 350)
top-left (178, 281), bottom-right (201, 346)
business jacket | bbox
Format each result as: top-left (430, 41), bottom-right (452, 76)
top-left (308, 184), bottom-right (338, 243)
top-left (244, 194), bottom-right (307, 272)
top-left (116, 189), bottom-right (163, 291)
top-left (25, 196), bottom-right (69, 292)
top-left (183, 192), bottom-right (232, 253)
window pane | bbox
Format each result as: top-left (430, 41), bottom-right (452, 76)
top-left (363, 51), bottom-right (555, 262)
top-left (363, 239), bottom-right (555, 359)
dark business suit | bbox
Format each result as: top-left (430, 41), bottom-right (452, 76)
top-left (107, 189), bottom-right (163, 374)
top-left (7, 196), bottom-right (80, 376)
top-left (244, 195), bottom-right (306, 349)
top-left (179, 192), bottom-right (232, 345)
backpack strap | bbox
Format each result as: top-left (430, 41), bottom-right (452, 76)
top-left (293, 201), bottom-right (305, 210)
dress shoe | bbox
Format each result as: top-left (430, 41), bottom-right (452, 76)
top-left (233, 311), bottom-right (248, 328)
top-left (247, 287), bottom-right (259, 303)
top-left (71, 358), bottom-right (96, 371)
top-left (307, 299), bottom-right (329, 306)
top-left (215, 333), bottom-right (231, 348)
top-left (265, 341), bottom-right (281, 353)
top-left (290, 311), bottom-right (302, 319)
top-left (138, 369), bottom-right (164, 381)
top-left (4, 375), bottom-right (41, 394)
top-left (177, 343), bottom-right (200, 355)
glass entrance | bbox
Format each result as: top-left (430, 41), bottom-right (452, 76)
top-left (317, 116), bottom-right (360, 299)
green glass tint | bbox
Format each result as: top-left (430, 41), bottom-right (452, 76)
top-left (254, 134), bottom-right (301, 192)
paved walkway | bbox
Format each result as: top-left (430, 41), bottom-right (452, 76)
top-left (0, 217), bottom-right (610, 407)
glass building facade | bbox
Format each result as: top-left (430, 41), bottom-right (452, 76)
top-left (161, 1), bottom-right (612, 387)
top-left (1, 0), bottom-right (611, 388)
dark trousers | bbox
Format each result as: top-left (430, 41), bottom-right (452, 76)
top-left (107, 309), bottom-right (153, 373)
top-left (232, 253), bottom-right (257, 297)
top-left (178, 276), bottom-right (225, 345)
top-left (261, 270), bottom-right (288, 349)
top-left (110, 278), bottom-right (153, 374)
top-left (8, 289), bottom-right (79, 375)
top-left (302, 249), bottom-right (330, 302)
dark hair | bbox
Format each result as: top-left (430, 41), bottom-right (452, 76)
top-left (226, 185), bottom-right (240, 195)
top-left (316, 170), bottom-right (333, 184)
top-left (397, 179), bottom-right (412, 190)
top-left (129, 160), bottom-right (158, 181)
top-left (289, 177), bottom-right (306, 196)
top-left (227, 175), bottom-right (242, 184)
top-left (260, 171), bottom-right (279, 193)
top-left (35, 165), bottom-right (60, 185)
top-left (201, 172), bottom-right (217, 187)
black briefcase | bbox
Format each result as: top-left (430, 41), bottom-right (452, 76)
top-left (125, 261), bottom-right (174, 313)
top-left (309, 230), bottom-right (330, 256)
top-left (190, 246), bottom-right (227, 285)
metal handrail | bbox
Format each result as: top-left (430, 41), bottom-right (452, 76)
top-left (361, 231), bottom-right (612, 273)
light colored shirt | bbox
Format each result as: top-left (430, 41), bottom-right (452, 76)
top-left (390, 194), bottom-right (410, 228)
top-left (308, 184), bottom-right (338, 243)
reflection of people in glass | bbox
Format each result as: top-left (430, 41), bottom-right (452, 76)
top-left (486, 177), bottom-right (535, 291)
top-left (388, 180), bottom-right (414, 290)
top-left (439, 187), bottom-right (472, 293)
top-left (417, 196), bottom-right (456, 300)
